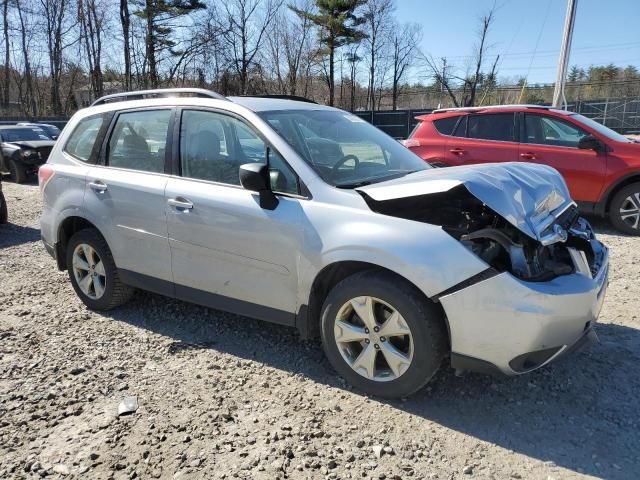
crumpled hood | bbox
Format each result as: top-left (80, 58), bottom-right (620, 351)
top-left (357, 162), bottom-right (574, 242)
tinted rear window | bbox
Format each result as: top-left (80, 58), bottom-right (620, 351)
top-left (467, 113), bottom-right (515, 142)
top-left (433, 116), bottom-right (460, 135)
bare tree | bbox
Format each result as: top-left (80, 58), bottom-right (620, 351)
top-left (423, 6), bottom-right (497, 107)
top-left (464, 8), bottom-right (495, 107)
top-left (40, 0), bottom-right (76, 114)
top-left (345, 46), bottom-right (360, 110)
top-left (390, 22), bottom-right (420, 110)
top-left (78, 0), bottom-right (106, 99)
top-left (14, 0), bottom-right (36, 115)
top-left (267, 0), bottom-right (315, 96)
top-left (362, 0), bottom-right (393, 110)
top-left (217, 0), bottom-right (282, 94)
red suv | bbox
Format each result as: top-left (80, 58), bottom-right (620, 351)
top-left (404, 105), bottom-right (640, 234)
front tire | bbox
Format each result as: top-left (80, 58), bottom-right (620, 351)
top-left (66, 229), bottom-right (134, 310)
top-left (9, 159), bottom-right (27, 184)
top-left (609, 182), bottom-right (640, 235)
top-left (320, 270), bottom-right (447, 398)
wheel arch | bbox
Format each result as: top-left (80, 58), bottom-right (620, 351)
top-left (597, 173), bottom-right (640, 216)
top-left (297, 261), bottom-right (450, 345)
top-left (55, 216), bottom-right (103, 270)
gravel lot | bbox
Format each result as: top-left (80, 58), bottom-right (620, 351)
top-left (1, 180), bottom-right (639, 480)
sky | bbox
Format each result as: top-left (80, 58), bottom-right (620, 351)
top-left (395, 0), bottom-right (640, 84)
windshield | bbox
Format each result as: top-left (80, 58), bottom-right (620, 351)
top-left (258, 109), bottom-right (430, 187)
top-left (571, 114), bottom-right (631, 143)
top-left (0, 127), bottom-right (50, 142)
top-left (41, 125), bottom-right (61, 138)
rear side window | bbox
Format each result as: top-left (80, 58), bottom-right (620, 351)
top-left (107, 110), bottom-right (171, 173)
top-left (433, 116), bottom-right (460, 135)
top-left (65, 115), bottom-right (106, 162)
top-left (467, 113), bottom-right (515, 142)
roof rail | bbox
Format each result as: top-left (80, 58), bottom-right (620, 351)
top-left (91, 88), bottom-right (227, 106)
top-left (235, 94), bottom-right (317, 104)
top-left (432, 104), bottom-right (556, 114)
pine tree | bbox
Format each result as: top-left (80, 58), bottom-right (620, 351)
top-left (133, 0), bottom-right (205, 88)
top-left (290, 0), bottom-right (367, 106)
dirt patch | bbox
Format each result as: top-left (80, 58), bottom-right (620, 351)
top-left (1, 180), bottom-right (639, 479)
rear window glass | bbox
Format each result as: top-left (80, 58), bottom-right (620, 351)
top-left (467, 113), bottom-right (515, 142)
top-left (65, 114), bottom-right (107, 161)
top-left (433, 116), bottom-right (460, 135)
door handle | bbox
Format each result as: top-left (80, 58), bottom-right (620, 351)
top-left (167, 197), bottom-right (194, 210)
top-left (89, 180), bottom-right (107, 192)
top-left (449, 148), bottom-right (466, 155)
top-left (520, 152), bottom-right (537, 160)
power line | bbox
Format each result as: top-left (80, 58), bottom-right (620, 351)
top-left (440, 41), bottom-right (640, 60)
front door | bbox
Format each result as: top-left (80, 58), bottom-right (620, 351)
top-left (165, 108), bottom-right (304, 324)
top-left (83, 108), bottom-right (174, 285)
top-left (519, 113), bottom-right (607, 202)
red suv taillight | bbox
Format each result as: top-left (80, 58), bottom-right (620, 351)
top-left (401, 139), bottom-right (421, 148)
top-left (38, 164), bottom-right (55, 193)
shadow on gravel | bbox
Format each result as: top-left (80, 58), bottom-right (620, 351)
top-left (587, 214), bottom-right (638, 237)
top-left (104, 292), bottom-right (639, 480)
top-left (0, 223), bottom-right (41, 248)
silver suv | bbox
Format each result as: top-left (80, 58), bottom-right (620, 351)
top-left (40, 89), bottom-right (609, 398)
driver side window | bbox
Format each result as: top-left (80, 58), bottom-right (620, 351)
top-left (179, 110), bottom-right (299, 195)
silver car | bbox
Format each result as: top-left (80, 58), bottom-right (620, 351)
top-left (40, 89), bottom-right (609, 398)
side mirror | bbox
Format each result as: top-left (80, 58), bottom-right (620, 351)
top-left (239, 163), bottom-right (278, 210)
top-left (577, 135), bottom-right (603, 151)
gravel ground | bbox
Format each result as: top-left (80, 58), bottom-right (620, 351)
top-left (1, 180), bottom-right (639, 480)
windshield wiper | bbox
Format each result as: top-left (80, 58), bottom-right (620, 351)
top-left (335, 179), bottom-right (376, 188)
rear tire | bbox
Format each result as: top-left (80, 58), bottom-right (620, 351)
top-left (9, 159), bottom-right (27, 184)
top-left (320, 270), bottom-right (447, 398)
top-left (609, 182), bottom-right (640, 235)
top-left (0, 190), bottom-right (7, 224)
top-left (66, 228), bottom-right (135, 310)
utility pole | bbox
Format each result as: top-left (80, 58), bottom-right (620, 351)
top-left (552, 0), bottom-right (578, 108)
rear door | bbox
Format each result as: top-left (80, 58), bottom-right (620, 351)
top-left (83, 108), bottom-right (174, 286)
top-left (444, 112), bottom-right (519, 166)
top-left (519, 113), bottom-right (607, 202)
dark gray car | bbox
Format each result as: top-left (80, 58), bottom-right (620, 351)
top-left (0, 126), bottom-right (56, 183)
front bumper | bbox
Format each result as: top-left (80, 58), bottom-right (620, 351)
top-left (440, 241), bottom-right (609, 376)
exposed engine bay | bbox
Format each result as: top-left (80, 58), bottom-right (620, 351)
top-left (359, 184), bottom-right (602, 282)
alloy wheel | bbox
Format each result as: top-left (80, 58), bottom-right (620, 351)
top-left (72, 243), bottom-right (106, 299)
top-left (334, 296), bottom-right (414, 382)
top-left (619, 192), bottom-right (640, 230)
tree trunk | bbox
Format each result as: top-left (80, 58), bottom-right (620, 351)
top-left (145, 0), bottom-right (157, 88)
top-left (120, 0), bottom-right (131, 90)
top-left (2, 0), bottom-right (9, 108)
top-left (328, 44), bottom-right (335, 106)
top-left (15, 0), bottom-right (36, 115)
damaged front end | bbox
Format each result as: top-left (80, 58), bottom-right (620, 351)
top-left (357, 163), bottom-right (605, 283)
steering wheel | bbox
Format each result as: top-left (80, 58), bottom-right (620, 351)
top-left (331, 154), bottom-right (360, 179)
